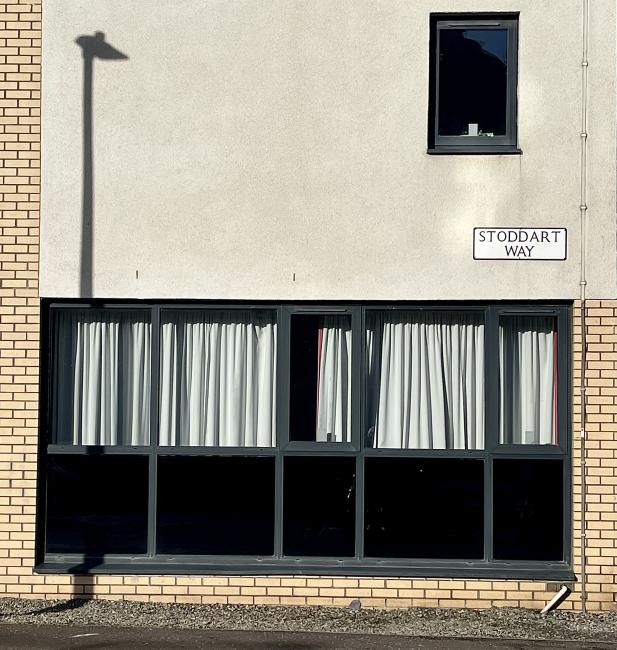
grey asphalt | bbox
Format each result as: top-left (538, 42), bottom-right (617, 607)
top-left (0, 626), bottom-right (615, 650)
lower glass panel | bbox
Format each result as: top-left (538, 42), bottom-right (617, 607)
top-left (283, 456), bottom-right (355, 557)
top-left (157, 456), bottom-right (275, 555)
top-left (46, 455), bottom-right (149, 554)
top-left (493, 459), bottom-right (564, 561)
top-left (364, 458), bottom-right (484, 559)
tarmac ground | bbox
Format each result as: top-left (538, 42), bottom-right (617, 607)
top-left (0, 625), bottom-right (616, 650)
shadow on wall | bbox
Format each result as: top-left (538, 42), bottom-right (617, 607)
top-left (75, 32), bottom-right (128, 298)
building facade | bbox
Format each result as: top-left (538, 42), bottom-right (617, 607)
top-left (0, 0), bottom-right (616, 610)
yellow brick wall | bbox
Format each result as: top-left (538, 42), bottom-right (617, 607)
top-left (0, 3), bottom-right (615, 612)
top-left (571, 300), bottom-right (617, 612)
top-left (0, 0), bottom-right (41, 599)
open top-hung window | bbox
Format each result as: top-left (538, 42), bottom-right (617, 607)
top-left (429, 14), bottom-right (518, 153)
top-left (288, 311), bottom-right (354, 445)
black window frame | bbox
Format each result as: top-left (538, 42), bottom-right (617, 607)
top-left (36, 300), bottom-right (572, 580)
top-left (428, 13), bottom-right (520, 155)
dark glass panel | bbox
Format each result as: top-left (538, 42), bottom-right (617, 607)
top-left (438, 28), bottom-right (508, 137)
top-left (493, 459), bottom-right (564, 561)
top-left (283, 456), bottom-right (355, 556)
top-left (157, 456), bottom-right (275, 555)
top-left (364, 458), bottom-right (484, 559)
top-left (289, 315), bottom-right (320, 441)
top-left (46, 455), bottom-right (148, 555)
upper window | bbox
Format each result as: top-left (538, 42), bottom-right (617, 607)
top-left (428, 14), bottom-right (519, 154)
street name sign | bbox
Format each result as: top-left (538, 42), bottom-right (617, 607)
top-left (473, 227), bottom-right (567, 260)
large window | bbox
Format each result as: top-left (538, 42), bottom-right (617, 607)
top-left (39, 303), bottom-right (571, 579)
top-left (428, 14), bottom-right (519, 154)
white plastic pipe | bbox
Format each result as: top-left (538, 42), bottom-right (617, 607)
top-left (541, 585), bottom-right (572, 614)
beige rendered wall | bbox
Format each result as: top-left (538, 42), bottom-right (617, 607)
top-left (39, 0), bottom-right (616, 301)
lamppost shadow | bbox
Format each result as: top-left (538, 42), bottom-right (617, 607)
top-left (62, 33), bottom-right (128, 603)
top-left (75, 32), bottom-right (128, 298)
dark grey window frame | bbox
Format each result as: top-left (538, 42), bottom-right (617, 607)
top-left (428, 13), bottom-right (520, 155)
top-left (36, 300), bottom-right (572, 580)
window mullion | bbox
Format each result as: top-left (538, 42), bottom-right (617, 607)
top-left (147, 305), bottom-right (160, 558)
top-left (484, 457), bottom-right (494, 562)
top-left (274, 453), bottom-right (284, 558)
top-left (355, 455), bottom-right (364, 559)
top-left (484, 306), bottom-right (498, 563)
top-left (355, 306), bottom-right (366, 560)
top-left (274, 306), bottom-right (288, 557)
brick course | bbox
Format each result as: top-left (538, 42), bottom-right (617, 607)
top-left (0, 3), bottom-right (614, 611)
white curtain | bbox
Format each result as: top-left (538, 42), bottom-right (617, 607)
top-left (53, 310), bottom-right (151, 445)
top-left (159, 311), bottom-right (276, 446)
top-left (499, 316), bottom-right (556, 445)
top-left (316, 316), bottom-right (352, 442)
top-left (366, 311), bottom-right (484, 449)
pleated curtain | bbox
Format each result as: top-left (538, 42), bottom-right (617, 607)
top-left (159, 311), bottom-right (277, 447)
top-left (499, 316), bottom-right (556, 445)
top-left (316, 316), bottom-right (352, 443)
top-left (53, 310), bottom-right (151, 445)
top-left (366, 311), bottom-right (485, 450)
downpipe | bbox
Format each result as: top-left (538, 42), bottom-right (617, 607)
top-left (578, 0), bottom-right (590, 615)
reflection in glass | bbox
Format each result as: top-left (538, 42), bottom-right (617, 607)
top-left (289, 314), bottom-right (351, 442)
top-left (438, 28), bottom-right (508, 137)
top-left (499, 316), bottom-right (557, 445)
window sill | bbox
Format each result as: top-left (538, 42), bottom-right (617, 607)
top-left (427, 146), bottom-right (523, 156)
top-left (36, 559), bottom-right (574, 581)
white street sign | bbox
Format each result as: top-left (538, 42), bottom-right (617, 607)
top-left (473, 228), bottom-right (567, 260)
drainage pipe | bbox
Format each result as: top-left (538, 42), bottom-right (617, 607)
top-left (578, 0), bottom-right (590, 615)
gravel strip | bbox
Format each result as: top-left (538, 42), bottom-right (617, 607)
top-left (1, 597), bottom-right (617, 642)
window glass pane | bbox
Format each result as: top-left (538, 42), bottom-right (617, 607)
top-left (46, 455), bottom-right (149, 555)
top-left (494, 459), bottom-right (564, 561)
top-left (159, 311), bottom-right (277, 447)
top-left (283, 456), bottom-right (355, 556)
top-left (364, 458), bottom-right (484, 559)
top-left (438, 28), bottom-right (508, 137)
top-left (289, 314), bottom-right (351, 443)
top-left (366, 311), bottom-right (484, 449)
top-left (499, 315), bottom-right (557, 445)
top-left (52, 310), bottom-right (151, 445)
top-left (157, 456), bottom-right (275, 555)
